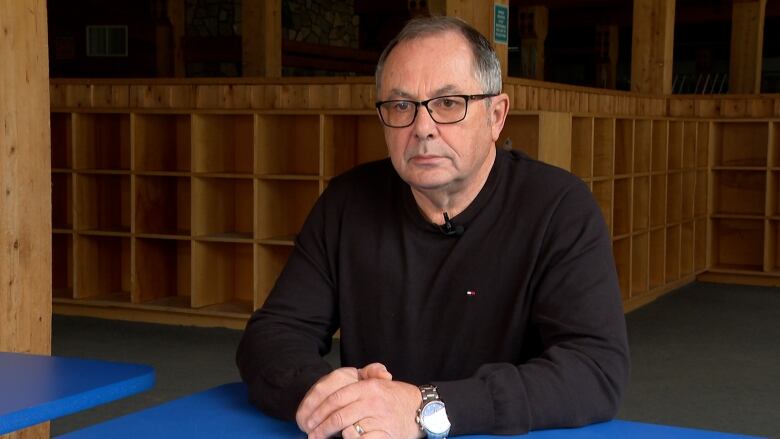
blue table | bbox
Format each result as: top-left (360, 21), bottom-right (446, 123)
top-left (59, 382), bottom-right (759, 438)
top-left (0, 352), bottom-right (155, 434)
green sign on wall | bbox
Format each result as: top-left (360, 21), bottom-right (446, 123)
top-left (494, 3), bottom-right (508, 45)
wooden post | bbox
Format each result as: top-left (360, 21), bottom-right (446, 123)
top-left (518, 6), bottom-right (548, 81)
top-left (729, 0), bottom-right (766, 94)
top-left (168, 0), bottom-right (186, 77)
top-left (631, 0), bottom-right (675, 95)
top-left (441, 0), bottom-right (509, 79)
top-left (1, 0), bottom-right (53, 436)
top-left (596, 25), bottom-right (619, 89)
top-left (242, 0), bottom-right (282, 78)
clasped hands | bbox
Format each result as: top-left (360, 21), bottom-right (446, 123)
top-left (296, 363), bottom-right (425, 439)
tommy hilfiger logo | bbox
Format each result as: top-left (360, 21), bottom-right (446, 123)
top-left (466, 290), bottom-right (477, 296)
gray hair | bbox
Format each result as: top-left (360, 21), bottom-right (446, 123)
top-left (375, 16), bottom-right (502, 96)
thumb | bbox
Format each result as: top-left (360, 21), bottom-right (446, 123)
top-left (358, 362), bottom-right (393, 381)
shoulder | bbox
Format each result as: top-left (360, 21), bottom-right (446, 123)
top-left (498, 148), bottom-right (591, 206)
top-left (319, 158), bottom-right (398, 207)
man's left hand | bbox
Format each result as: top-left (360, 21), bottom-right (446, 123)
top-left (298, 365), bottom-right (423, 439)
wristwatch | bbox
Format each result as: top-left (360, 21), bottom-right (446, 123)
top-left (416, 384), bottom-right (451, 439)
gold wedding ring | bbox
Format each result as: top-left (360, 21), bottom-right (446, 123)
top-left (353, 422), bottom-right (366, 435)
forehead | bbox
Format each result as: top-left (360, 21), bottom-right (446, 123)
top-left (380, 30), bottom-right (479, 96)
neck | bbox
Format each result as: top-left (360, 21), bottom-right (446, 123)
top-left (411, 147), bottom-right (496, 225)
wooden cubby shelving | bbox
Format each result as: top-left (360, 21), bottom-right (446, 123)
top-left (48, 81), bottom-right (779, 327)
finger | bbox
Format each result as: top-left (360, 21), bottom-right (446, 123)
top-left (306, 395), bottom-right (365, 439)
top-left (296, 367), bottom-right (358, 431)
top-left (358, 363), bottom-right (392, 381)
top-left (340, 420), bottom-right (390, 439)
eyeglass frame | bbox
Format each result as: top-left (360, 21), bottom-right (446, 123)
top-left (374, 93), bottom-right (498, 128)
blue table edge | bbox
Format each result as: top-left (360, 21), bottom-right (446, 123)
top-left (0, 359), bottom-right (155, 435)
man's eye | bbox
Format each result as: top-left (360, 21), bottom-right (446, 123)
top-left (440, 98), bottom-right (456, 108)
top-left (393, 101), bottom-right (412, 111)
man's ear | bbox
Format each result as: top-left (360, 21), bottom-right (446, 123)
top-left (489, 93), bottom-right (510, 142)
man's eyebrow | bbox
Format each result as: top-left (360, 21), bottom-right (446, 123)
top-left (386, 85), bottom-right (463, 100)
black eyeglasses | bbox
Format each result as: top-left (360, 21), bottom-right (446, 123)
top-left (375, 94), bottom-right (497, 128)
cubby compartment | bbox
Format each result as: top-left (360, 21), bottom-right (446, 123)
top-left (634, 119), bottom-right (651, 174)
top-left (52, 233), bottom-right (73, 298)
top-left (51, 112), bottom-right (72, 169)
top-left (710, 218), bottom-right (764, 271)
top-left (631, 232), bottom-right (649, 297)
top-left (256, 244), bottom-right (294, 307)
top-left (613, 177), bottom-right (632, 237)
top-left (135, 176), bottom-right (191, 236)
top-left (322, 115), bottom-right (386, 178)
top-left (134, 238), bottom-right (191, 306)
top-left (499, 114), bottom-right (540, 159)
top-left (133, 114), bottom-right (191, 173)
top-left (75, 174), bottom-right (130, 233)
top-left (52, 172), bottom-right (73, 230)
top-left (192, 177), bottom-right (253, 240)
top-left (766, 220), bottom-right (780, 272)
top-left (570, 117), bottom-right (593, 179)
top-left (192, 114), bottom-right (254, 175)
top-left (694, 218), bottom-right (707, 271)
top-left (256, 115), bottom-right (320, 176)
top-left (713, 122), bottom-right (768, 167)
top-left (73, 113), bottom-right (131, 170)
top-left (682, 171), bottom-right (696, 221)
top-left (649, 228), bottom-right (666, 288)
top-left (711, 170), bottom-right (765, 216)
top-left (592, 180), bottom-right (613, 234)
top-left (650, 174), bottom-right (666, 228)
top-left (593, 118), bottom-right (614, 177)
top-left (666, 172), bottom-right (682, 224)
top-left (651, 120), bottom-right (668, 173)
top-left (696, 121), bottom-right (710, 168)
top-left (256, 179), bottom-right (320, 242)
top-left (633, 176), bottom-right (650, 232)
top-left (614, 119), bottom-right (633, 176)
top-left (191, 241), bottom-right (253, 312)
top-left (613, 237), bottom-right (630, 300)
top-left (668, 121), bottom-right (683, 170)
top-left (665, 224), bottom-right (681, 282)
top-left (680, 221), bottom-right (694, 276)
top-left (694, 170), bottom-right (708, 217)
top-left (682, 121), bottom-right (697, 170)
top-left (772, 122), bottom-right (780, 167)
top-left (75, 235), bottom-right (131, 302)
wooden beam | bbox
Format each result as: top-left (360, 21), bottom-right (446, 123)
top-left (729, 0), bottom-right (766, 94)
top-left (442, 0), bottom-right (509, 79)
top-left (168, 0), bottom-right (186, 77)
top-left (518, 6), bottom-right (549, 81)
top-left (1, 0), bottom-right (53, 435)
top-left (631, 0), bottom-right (675, 95)
top-left (596, 25), bottom-right (619, 88)
top-left (242, 0), bottom-right (282, 78)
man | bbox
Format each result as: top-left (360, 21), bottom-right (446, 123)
top-left (237, 16), bottom-right (629, 438)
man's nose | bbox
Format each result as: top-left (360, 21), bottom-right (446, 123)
top-left (412, 104), bottom-right (437, 139)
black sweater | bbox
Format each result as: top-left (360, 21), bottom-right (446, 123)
top-left (236, 148), bottom-right (630, 435)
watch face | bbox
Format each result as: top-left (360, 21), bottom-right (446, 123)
top-left (421, 401), bottom-right (450, 434)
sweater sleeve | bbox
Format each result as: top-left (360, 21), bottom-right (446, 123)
top-left (235, 188), bottom-right (339, 421)
top-left (433, 180), bottom-right (630, 435)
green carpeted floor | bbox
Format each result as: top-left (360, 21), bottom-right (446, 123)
top-left (50, 282), bottom-right (779, 437)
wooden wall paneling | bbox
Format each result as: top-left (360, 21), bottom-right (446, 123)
top-left (614, 177), bottom-right (632, 237)
top-left (134, 238), bottom-right (191, 306)
top-left (133, 113), bottom-right (191, 172)
top-left (192, 114), bottom-right (254, 174)
top-left (634, 119), bottom-right (652, 173)
top-left (191, 240), bottom-right (253, 311)
top-left (256, 114), bottom-right (320, 176)
top-left (593, 118), bottom-right (615, 178)
top-left (614, 119), bottom-right (633, 176)
top-left (500, 114), bottom-right (540, 159)
top-left (168, 0), bottom-right (186, 77)
top-left (632, 232), bottom-right (650, 297)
